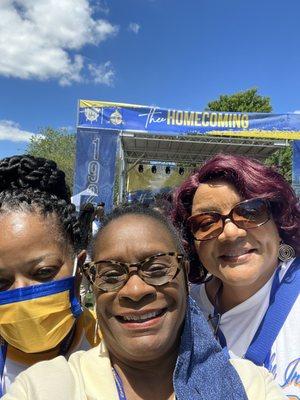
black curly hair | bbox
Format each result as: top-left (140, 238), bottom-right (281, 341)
top-left (0, 155), bottom-right (81, 253)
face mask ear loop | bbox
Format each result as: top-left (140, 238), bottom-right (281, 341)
top-left (72, 257), bottom-right (78, 277)
top-left (94, 319), bottom-right (99, 345)
top-left (93, 305), bottom-right (99, 344)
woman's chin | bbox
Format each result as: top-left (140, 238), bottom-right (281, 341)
top-left (116, 336), bottom-right (176, 363)
top-left (218, 265), bottom-right (261, 287)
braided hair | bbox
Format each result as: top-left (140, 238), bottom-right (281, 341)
top-left (0, 155), bottom-right (81, 253)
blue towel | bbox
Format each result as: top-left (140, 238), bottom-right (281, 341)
top-left (174, 297), bottom-right (248, 399)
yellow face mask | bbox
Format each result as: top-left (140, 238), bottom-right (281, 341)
top-left (0, 275), bottom-right (83, 353)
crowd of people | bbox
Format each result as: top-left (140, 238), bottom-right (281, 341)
top-left (0, 152), bottom-right (298, 399)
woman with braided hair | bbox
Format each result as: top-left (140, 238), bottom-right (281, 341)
top-left (0, 155), bottom-right (99, 395)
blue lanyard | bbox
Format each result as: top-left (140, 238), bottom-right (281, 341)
top-left (245, 259), bottom-right (299, 365)
top-left (212, 284), bottom-right (227, 348)
top-left (213, 259), bottom-right (299, 365)
top-left (213, 266), bottom-right (281, 347)
top-left (0, 342), bottom-right (7, 397)
top-left (113, 368), bottom-right (127, 400)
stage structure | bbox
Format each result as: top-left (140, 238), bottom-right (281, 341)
top-left (74, 100), bottom-right (300, 211)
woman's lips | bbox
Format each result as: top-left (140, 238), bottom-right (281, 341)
top-left (115, 308), bottom-right (167, 329)
top-left (219, 249), bottom-right (256, 263)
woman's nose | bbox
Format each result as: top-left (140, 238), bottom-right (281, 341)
top-left (218, 218), bottom-right (247, 242)
top-left (118, 274), bottom-right (156, 303)
top-left (13, 277), bottom-right (35, 289)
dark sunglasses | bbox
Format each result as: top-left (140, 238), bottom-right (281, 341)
top-left (82, 252), bottom-right (184, 292)
top-left (188, 198), bottom-right (271, 241)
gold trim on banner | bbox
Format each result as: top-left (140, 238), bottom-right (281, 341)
top-left (79, 100), bottom-right (145, 109)
top-left (209, 130), bottom-right (300, 140)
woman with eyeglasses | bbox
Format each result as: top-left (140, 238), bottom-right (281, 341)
top-left (0, 155), bottom-right (99, 395)
top-left (3, 204), bottom-right (285, 399)
top-left (172, 153), bottom-right (300, 399)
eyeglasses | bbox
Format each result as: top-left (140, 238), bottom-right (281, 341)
top-left (188, 198), bottom-right (270, 241)
top-left (82, 252), bottom-right (184, 292)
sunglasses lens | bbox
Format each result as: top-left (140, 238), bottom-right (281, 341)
top-left (233, 199), bottom-right (269, 229)
top-left (190, 213), bottom-right (223, 240)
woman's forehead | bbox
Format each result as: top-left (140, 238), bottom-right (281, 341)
top-left (192, 181), bottom-right (241, 213)
top-left (102, 213), bottom-right (170, 233)
top-left (94, 214), bottom-right (177, 259)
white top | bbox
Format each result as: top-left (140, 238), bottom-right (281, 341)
top-left (2, 343), bottom-right (286, 400)
top-left (3, 331), bottom-right (92, 394)
top-left (190, 259), bottom-right (300, 399)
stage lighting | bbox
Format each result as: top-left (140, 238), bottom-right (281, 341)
top-left (165, 166), bottom-right (171, 174)
top-left (179, 167), bottom-right (184, 175)
top-left (151, 165), bottom-right (157, 174)
top-left (138, 164), bottom-right (144, 173)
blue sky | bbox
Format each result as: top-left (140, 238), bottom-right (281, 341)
top-left (1, 0), bottom-right (300, 159)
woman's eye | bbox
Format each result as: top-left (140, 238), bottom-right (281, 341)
top-left (200, 221), bottom-right (214, 227)
top-left (34, 268), bottom-right (58, 280)
top-left (99, 269), bottom-right (122, 279)
top-left (198, 219), bottom-right (215, 230)
top-left (148, 263), bottom-right (167, 270)
top-left (102, 271), bottom-right (123, 283)
top-left (146, 264), bottom-right (168, 276)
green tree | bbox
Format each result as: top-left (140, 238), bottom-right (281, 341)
top-left (206, 88), bottom-right (292, 181)
top-left (265, 146), bottom-right (292, 183)
top-left (26, 127), bottom-right (76, 190)
top-left (206, 88), bottom-right (272, 113)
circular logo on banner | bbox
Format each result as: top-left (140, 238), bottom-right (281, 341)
top-left (85, 108), bottom-right (100, 122)
top-left (110, 109), bottom-right (123, 125)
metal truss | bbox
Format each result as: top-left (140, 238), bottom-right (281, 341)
top-left (120, 132), bottom-right (289, 166)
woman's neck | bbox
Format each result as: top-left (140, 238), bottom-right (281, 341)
top-left (111, 351), bottom-right (177, 400)
top-left (206, 271), bottom-right (275, 314)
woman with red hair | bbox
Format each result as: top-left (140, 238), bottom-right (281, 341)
top-left (172, 153), bottom-right (300, 398)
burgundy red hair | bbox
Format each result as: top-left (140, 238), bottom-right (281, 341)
top-left (171, 153), bottom-right (300, 282)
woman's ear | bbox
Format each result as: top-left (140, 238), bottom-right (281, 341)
top-left (77, 250), bottom-right (87, 269)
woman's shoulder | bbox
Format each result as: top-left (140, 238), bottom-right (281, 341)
top-left (2, 345), bottom-right (117, 400)
top-left (230, 358), bottom-right (286, 400)
top-left (2, 348), bottom-right (98, 400)
top-left (2, 354), bottom-right (81, 400)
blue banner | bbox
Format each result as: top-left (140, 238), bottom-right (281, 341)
top-left (292, 141), bottom-right (300, 197)
top-left (73, 128), bottom-right (118, 211)
top-left (74, 100), bottom-right (300, 211)
top-left (77, 100), bottom-right (300, 140)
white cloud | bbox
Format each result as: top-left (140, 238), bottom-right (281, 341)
top-left (128, 22), bottom-right (141, 34)
top-left (293, 110), bottom-right (300, 114)
top-left (0, 120), bottom-right (36, 142)
top-left (92, 1), bottom-right (110, 15)
top-left (0, 0), bottom-right (119, 86)
top-left (88, 61), bottom-right (115, 86)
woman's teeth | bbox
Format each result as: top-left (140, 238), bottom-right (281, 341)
top-left (120, 310), bottom-right (163, 322)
